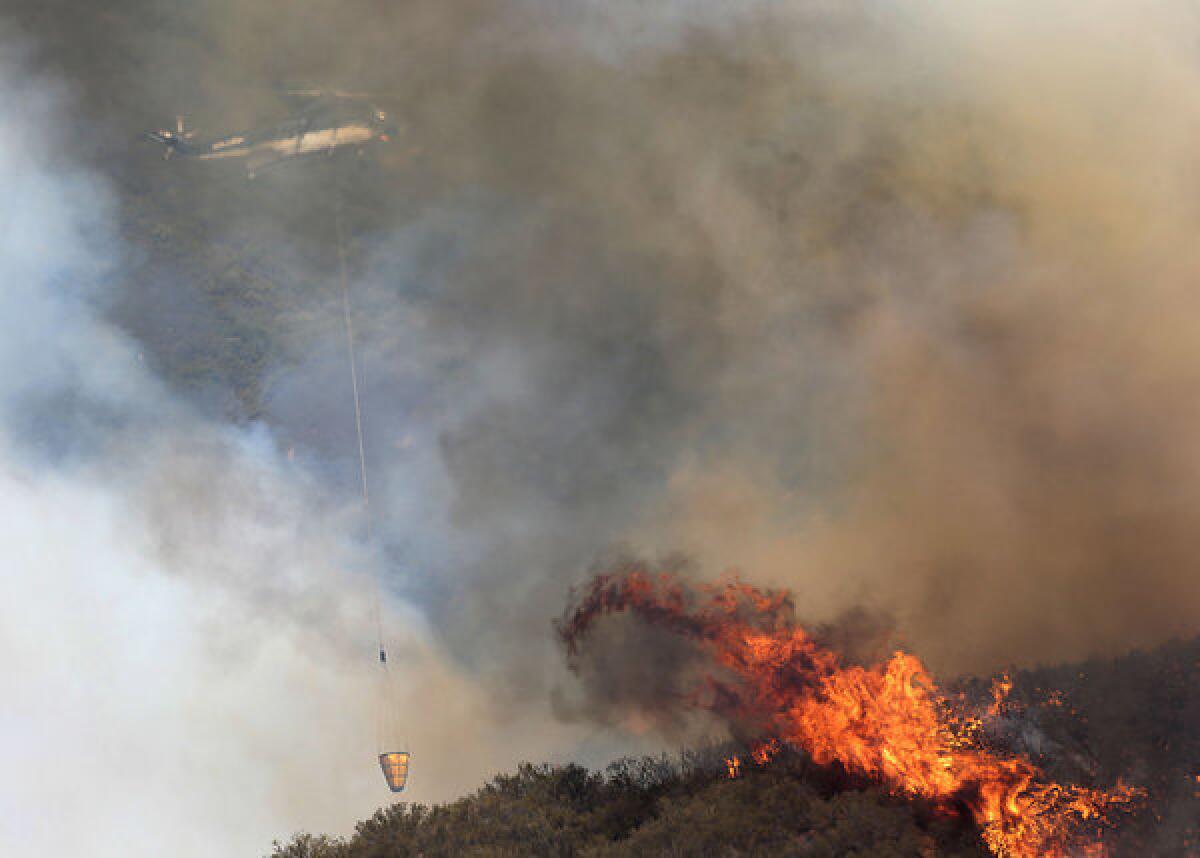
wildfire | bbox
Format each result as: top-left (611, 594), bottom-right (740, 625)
top-left (725, 755), bottom-right (742, 779)
top-left (558, 568), bottom-right (1141, 858)
top-left (751, 738), bottom-right (781, 766)
top-left (988, 673), bottom-right (1013, 717)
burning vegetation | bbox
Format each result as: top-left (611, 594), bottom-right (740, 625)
top-left (557, 566), bottom-right (1143, 857)
top-left (275, 610), bottom-right (1200, 857)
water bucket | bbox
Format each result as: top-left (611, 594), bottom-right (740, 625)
top-left (379, 751), bottom-right (410, 792)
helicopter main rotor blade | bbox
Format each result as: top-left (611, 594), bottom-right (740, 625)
top-left (280, 87), bottom-right (404, 101)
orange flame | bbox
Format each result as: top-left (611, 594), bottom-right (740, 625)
top-left (559, 569), bottom-right (1141, 858)
top-left (725, 755), bottom-right (742, 779)
top-left (988, 673), bottom-right (1013, 717)
top-left (752, 738), bottom-right (781, 766)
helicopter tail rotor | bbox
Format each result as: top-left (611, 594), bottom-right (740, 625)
top-left (145, 115), bottom-right (196, 159)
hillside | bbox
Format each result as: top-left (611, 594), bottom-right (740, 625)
top-left (271, 754), bottom-right (988, 857)
top-left (270, 638), bottom-right (1200, 857)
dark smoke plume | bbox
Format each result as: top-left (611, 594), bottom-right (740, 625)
top-left (16, 0), bottom-right (1200, 681)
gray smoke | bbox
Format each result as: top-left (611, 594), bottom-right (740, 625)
top-left (0, 34), bottom-right (604, 858)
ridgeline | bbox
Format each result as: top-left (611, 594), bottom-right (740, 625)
top-left (271, 638), bottom-right (1200, 857)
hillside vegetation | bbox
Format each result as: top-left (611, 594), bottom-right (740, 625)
top-left (271, 754), bottom-right (987, 857)
top-left (270, 638), bottom-right (1200, 857)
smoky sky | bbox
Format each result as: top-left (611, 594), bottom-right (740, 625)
top-left (0, 18), bottom-right (620, 858)
top-left (7, 4), bottom-right (1200, 849)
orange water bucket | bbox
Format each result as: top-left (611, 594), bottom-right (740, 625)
top-left (379, 751), bottom-right (410, 792)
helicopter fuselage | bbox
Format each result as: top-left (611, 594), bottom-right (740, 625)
top-left (146, 99), bottom-right (397, 175)
top-left (193, 121), bottom-right (380, 161)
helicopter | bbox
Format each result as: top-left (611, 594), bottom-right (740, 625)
top-left (144, 89), bottom-right (400, 178)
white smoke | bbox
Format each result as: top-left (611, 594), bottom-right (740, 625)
top-left (0, 40), bottom-right (599, 858)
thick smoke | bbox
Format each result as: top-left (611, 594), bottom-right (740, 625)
top-left (7, 0), bottom-right (1200, 850)
top-left (237, 0), bottom-right (1200, 677)
top-left (0, 37), bottom-right (595, 858)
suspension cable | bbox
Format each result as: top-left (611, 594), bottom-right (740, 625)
top-left (334, 195), bottom-right (385, 664)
